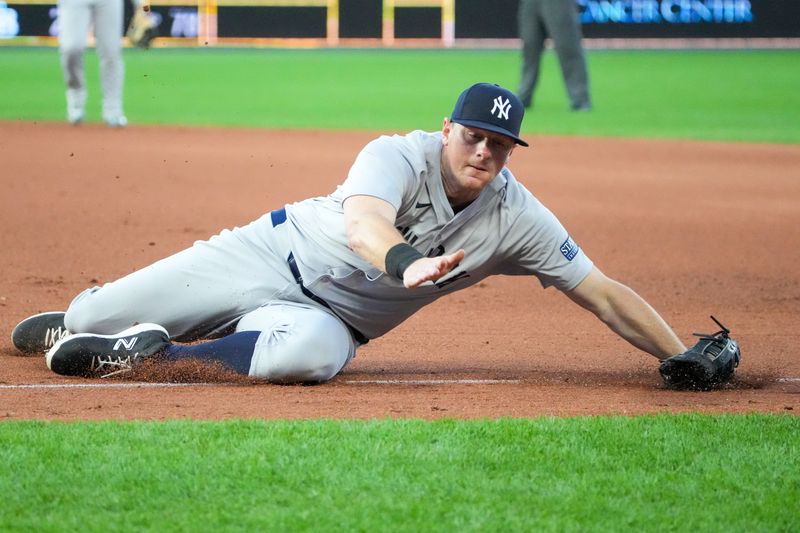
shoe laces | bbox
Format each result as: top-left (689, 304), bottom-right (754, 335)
top-left (45, 327), bottom-right (70, 348)
top-left (92, 354), bottom-right (135, 378)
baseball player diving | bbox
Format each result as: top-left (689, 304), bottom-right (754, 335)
top-left (11, 83), bottom-right (740, 390)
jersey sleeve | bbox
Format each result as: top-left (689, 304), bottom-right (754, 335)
top-left (500, 192), bottom-right (593, 292)
top-left (339, 135), bottom-right (419, 211)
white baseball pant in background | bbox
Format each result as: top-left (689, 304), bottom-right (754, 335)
top-left (57, 0), bottom-right (126, 125)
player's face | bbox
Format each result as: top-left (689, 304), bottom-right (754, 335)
top-left (441, 119), bottom-right (515, 202)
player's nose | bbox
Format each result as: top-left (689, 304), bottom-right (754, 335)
top-left (474, 138), bottom-right (491, 159)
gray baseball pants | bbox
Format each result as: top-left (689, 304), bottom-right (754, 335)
top-left (517, 0), bottom-right (591, 109)
top-left (64, 212), bottom-right (356, 382)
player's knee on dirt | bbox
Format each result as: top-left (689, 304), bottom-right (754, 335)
top-left (241, 304), bottom-right (354, 384)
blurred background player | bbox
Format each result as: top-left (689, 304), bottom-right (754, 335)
top-left (517, 0), bottom-right (591, 111)
top-left (57, 0), bottom-right (153, 127)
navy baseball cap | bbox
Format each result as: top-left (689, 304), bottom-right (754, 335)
top-left (450, 83), bottom-right (529, 147)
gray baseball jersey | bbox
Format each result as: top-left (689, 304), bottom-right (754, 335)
top-left (286, 129), bottom-right (593, 339)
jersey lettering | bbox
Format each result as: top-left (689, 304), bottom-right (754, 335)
top-left (397, 226), bottom-right (420, 246)
top-left (427, 245), bottom-right (445, 258)
top-left (435, 271), bottom-right (471, 289)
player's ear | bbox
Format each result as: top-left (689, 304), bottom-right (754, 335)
top-left (442, 117), bottom-right (452, 145)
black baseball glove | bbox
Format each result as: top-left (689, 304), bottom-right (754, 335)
top-left (659, 316), bottom-right (741, 391)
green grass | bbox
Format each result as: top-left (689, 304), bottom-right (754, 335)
top-left (1, 414), bottom-right (798, 532)
top-left (0, 47), bottom-right (798, 142)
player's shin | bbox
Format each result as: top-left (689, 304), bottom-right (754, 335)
top-left (163, 331), bottom-right (260, 375)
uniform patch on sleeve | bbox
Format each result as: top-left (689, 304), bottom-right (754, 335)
top-left (560, 236), bottom-right (579, 261)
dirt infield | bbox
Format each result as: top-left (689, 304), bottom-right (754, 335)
top-left (1, 121), bottom-right (798, 420)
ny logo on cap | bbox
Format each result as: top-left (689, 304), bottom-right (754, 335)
top-left (491, 96), bottom-right (511, 120)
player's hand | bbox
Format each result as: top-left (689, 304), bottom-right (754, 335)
top-left (403, 249), bottom-right (465, 289)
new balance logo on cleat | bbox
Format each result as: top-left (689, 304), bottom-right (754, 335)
top-left (46, 323), bottom-right (170, 378)
top-left (114, 337), bottom-right (138, 351)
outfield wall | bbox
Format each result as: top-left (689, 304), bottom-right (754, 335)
top-left (1, 0), bottom-right (799, 48)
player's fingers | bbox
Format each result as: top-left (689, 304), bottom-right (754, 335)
top-left (432, 249), bottom-right (464, 275)
top-left (442, 249), bottom-right (465, 268)
top-left (404, 266), bottom-right (439, 288)
top-left (403, 250), bottom-right (466, 288)
top-left (403, 260), bottom-right (446, 288)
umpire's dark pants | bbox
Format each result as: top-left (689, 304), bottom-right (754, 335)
top-left (517, 0), bottom-right (591, 110)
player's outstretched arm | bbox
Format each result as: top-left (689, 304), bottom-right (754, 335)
top-left (343, 195), bottom-right (465, 288)
top-left (565, 267), bottom-right (686, 360)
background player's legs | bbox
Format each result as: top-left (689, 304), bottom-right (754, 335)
top-left (542, 0), bottom-right (591, 110)
top-left (64, 214), bottom-right (298, 342)
top-left (58, 0), bottom-right (92, 123)
top-left (93, 0), bottom-right (126, 125)
top-left (517, 0), bottom-right (546, 108)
